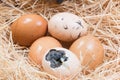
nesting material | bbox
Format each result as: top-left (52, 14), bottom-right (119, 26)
top-left (0, 0), bottom-right (120, 80)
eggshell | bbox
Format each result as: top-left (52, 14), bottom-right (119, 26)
top-left (69, 35), bottom-right (104, 73)
top-left (48, 12), bottom-right (88, 42)
top-left (11, 14), bottom-right (48, 46)
top-left (42, 47), bottom-right (80, 79)
top-left (28, 36), bottom-right (62, 65)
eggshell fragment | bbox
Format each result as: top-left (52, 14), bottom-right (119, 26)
top-left (42, 47), bottom-right (80, 79)
top-left (11, 14), bottom-right (48, 46)
top-left (48, 12), bottom-right (88, 42)
top-left (69, 35), bottom-right (104, 73)
top-left (28, 36), bottom-right (62, 65)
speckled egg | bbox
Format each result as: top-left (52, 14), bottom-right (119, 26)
top-left (48, 12), bottom-right (88, 42)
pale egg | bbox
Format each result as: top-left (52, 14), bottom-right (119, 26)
top-left (48, 12), bottom-right (88, 42)
top-left (42, 47), bottom-right (80, 79)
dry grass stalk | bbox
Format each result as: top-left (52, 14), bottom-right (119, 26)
top-left (0, 0), bottom-right (120, 80)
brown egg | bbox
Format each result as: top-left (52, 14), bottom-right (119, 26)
top-left (11, 14), bottom-right (48, 46)
top-left (28, 36), bottom-right (62, 65)
top-left (42, 47), bottom-right (80, 79)
top-left (69, 35), bottom-right (104, 73)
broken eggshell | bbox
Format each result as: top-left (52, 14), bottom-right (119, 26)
top-left (48, 12), bottom-right (88, 42)
top-left (42, 47), bottom-right (80, 79)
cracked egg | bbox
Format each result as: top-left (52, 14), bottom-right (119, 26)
top-left (42, 47), bottom-right (80, 79)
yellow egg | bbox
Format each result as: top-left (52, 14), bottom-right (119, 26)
top-left (69, 35), bottom-right (104, 73)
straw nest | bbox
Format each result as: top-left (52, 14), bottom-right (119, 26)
top-left (0, 0), bottom-right (120, 80)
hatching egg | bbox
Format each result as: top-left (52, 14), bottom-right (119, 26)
top-left (28, 36), bottom-right (62, 65)
top-left (69, 35), bottom-right (104, 73)
top-left (42, 47), bottom-right (80, 79)
top-left (48, 12), bottom-right (88, 42)
top-left (11, 14), bottom-right (48, 46)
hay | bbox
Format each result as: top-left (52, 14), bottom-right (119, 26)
top-left (0, 0), bottom-right (120, 80)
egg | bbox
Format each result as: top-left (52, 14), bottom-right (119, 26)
top-left (28, 36), bottom-right (62, 65)
top-left (11, 14), bottom-right (48, 46)
top-left (69, 35), bottom-right (104, 73)
top-left (48, 12), bottom-right (88, 42)
top-left (42, 47), bottom-right (80, 79)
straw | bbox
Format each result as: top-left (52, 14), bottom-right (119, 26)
top-left (0, 0), bottom-right (120, 80)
